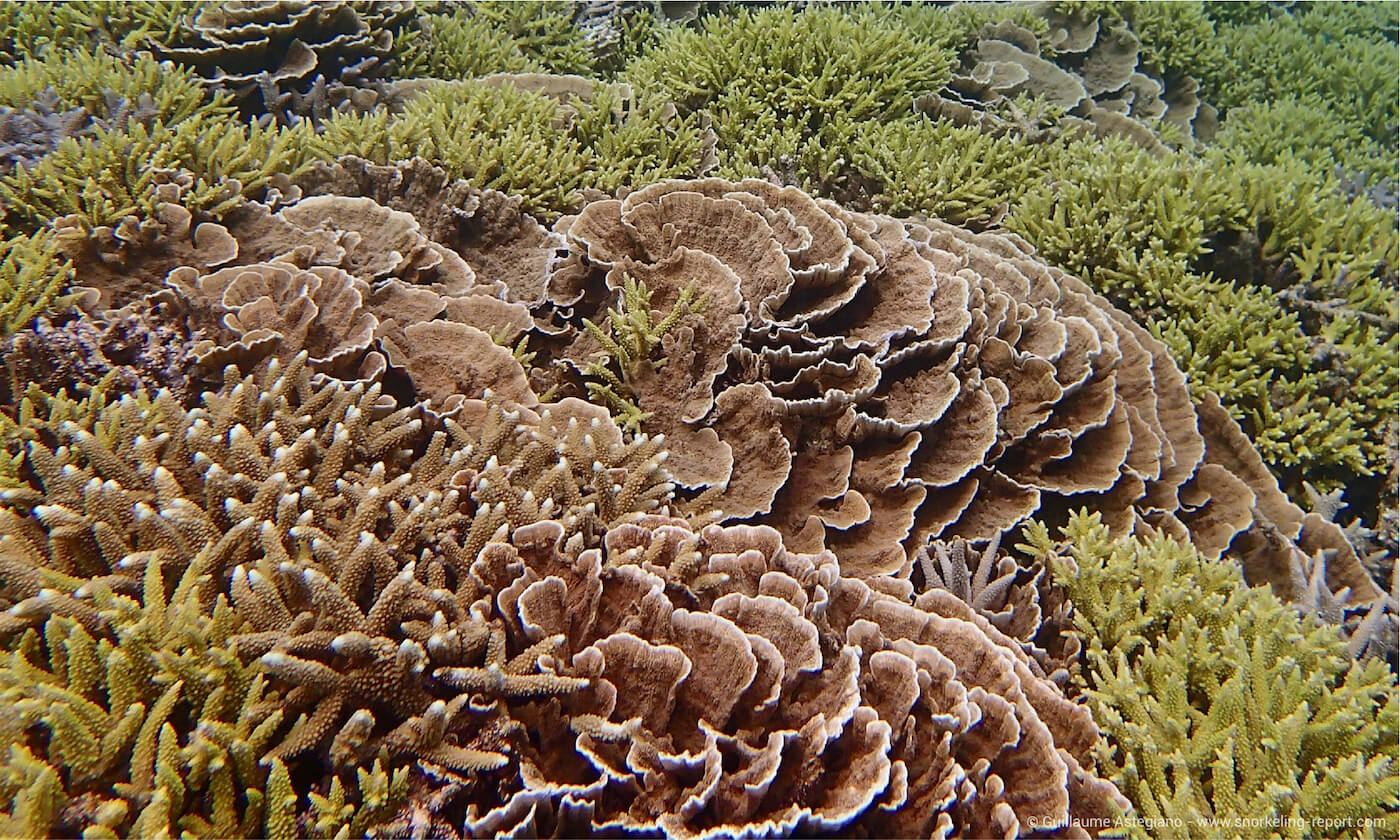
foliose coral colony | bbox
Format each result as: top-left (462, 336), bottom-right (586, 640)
top-left (0, 2), bottom-right (1395, 839)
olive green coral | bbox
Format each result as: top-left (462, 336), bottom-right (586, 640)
top-left (622, 4), bottom-right (954, 187)
top-left (848, 115), bottom-right (1050, 227)
top-left (1199, 3), bottom-right (1398, 151)
top-left (309, 78), bottom-right (705, 218)
top-left (0, 231), bottom-right (74, 340)
top-left (392, 1), bottom-right (594, 79)
top-left (1025, 512), bottom-right (1399, 840)
top-left (0, 113), bottom-right (313, 236)
top-left (0, 48), bottom-right (208, 123)
top-left (0, 1), bottom-right (191, 62)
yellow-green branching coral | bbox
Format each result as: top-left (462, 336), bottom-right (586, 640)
top-left (581, 273), bottom-right (707, 431)
top-left (622, 4), bottom-right (955, 186)
top-left (309, 79), bottom-right (707, 220)
top-left (310, 80), bottom-right (587, 217)
top-left (0, 230), bottom-right (75, 341)
top-left (0, 1), bottom-right (192, 61)
top-left (1024, 512), bottom-right (1399, 840)
top-left (1215, 97), bottom-right (1393, 184)
top-left (1199, 4), bottom-right (1398, 151)
top-left (572, 83), bottom-right (711, 196)
top-left (0, 47), bottom-right (212, 126)
top-left (0, 113), bottom-right (313, 237)
top-left (393, 0), bottom-right (594, 80)
top-left (1008, 137), bottom-right (1241, 310)
top-left (0, 580), bottom-right (279, 838)
top-left (849, 116), bottom-right (1053, 228)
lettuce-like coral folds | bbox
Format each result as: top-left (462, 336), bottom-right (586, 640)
top-left (541, 177), bottom-right (1379, 607)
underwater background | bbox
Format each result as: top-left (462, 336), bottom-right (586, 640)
top-left (0, 1), bottom-right (1396, 838)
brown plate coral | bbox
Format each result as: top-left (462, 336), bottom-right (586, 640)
top-left (538, 175), bottom-right (1379, 602)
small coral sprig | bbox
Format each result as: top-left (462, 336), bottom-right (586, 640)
top-left (581, 273), bottom-right (706, 431)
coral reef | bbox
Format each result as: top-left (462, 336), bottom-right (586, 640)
top-left (0, 3), bottom-right (1395, 838)
top-left (1010, 138), bottom-right (1398, 506)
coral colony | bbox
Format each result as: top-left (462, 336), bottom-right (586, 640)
top-left (0, 2), bottom-right (1395, 839)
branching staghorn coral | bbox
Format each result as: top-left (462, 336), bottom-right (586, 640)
top-left (308, 79), bottom-right (706, 218)
top-left (391, 1), bottom-right (595, 80)
top-left (0, 1), bottom-right (190, 62)
top-left (0, 352), bottom-right (678, 836)
top-left (0, 113), bottom-right (314, 238)
top-left (1024, 512), bottom-right (1399, 840)
top-left (0, 230), bottom-right (75, 340)
top-left (1193, 2), bottom-right (1397, 157)
top-left (581, 272), bottom-right (707, 431)
top-left (621, 4), bottom-right (955, 189)
top-left (0, 48), bottom-right (210, 131)
top-left (847, 115), bottom-right (1051, 228)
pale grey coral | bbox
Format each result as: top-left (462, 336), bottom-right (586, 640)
top-left (0, 86), bottom-right (162, 174)
top-left (0, 88), bottom-right (92, 173)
